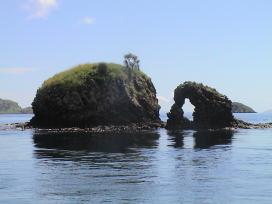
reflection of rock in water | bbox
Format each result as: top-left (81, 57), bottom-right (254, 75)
top-left (193, 130), bottom-right (234, 149)
top-left (166, 130), bottom-right (184, 148)
top-left (33, 130), bottom-right (160, 155)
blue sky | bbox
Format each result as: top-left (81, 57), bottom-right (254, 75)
top-left (0, 0), bottom-right (272, 112)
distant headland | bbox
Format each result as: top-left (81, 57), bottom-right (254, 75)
top-left (232, 102), bottom-right (256, 113)
top-left (0, 98), bottom-right (32, 114)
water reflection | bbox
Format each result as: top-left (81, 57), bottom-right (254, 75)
top-left (31, 130), bottom-right (161, 202)
top-left (193, 130), bottom-right (234, 149)
top-left (166, 129), bottom-right (234, 149)
top-left (167, 130), bottom-right (184, 148)
top-left (33, 130), bottom-right (160, 154)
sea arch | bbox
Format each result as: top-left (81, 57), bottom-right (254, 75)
top-left (166, 81), bottom-right (234, 129)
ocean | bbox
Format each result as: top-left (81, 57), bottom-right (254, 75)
top-left (0, 113), bottom-right (272, 204)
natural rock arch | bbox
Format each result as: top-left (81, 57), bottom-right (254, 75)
top-left (166, 81), bottom-right (234, 129)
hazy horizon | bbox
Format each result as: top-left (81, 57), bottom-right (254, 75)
top-left (1, 0), bottom-right (272, 112)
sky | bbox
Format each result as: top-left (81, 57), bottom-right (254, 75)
top-left (0, 0), bottom-right (272, 112)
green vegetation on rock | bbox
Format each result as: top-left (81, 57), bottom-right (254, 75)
top-left (43, 63), bottom-right (128, 87)
top-left (232, 102), bottom-right (256, 113)
top-left (31, 62), bottom-right (160, 128)
top-left (42, 63), bottom-right (149, 88)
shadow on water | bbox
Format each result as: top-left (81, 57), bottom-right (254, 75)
top-left (193, 130), bottom-right (234, 149)
top-left (167, 129), bottom-right (234, 149)
top-left (33, 130), bottom-right (160, 155)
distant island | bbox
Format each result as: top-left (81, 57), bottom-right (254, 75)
top-left (232, 102), bottom-right (256, 113)
top-left (263, 109), bottom-right (272, 114)
top-left (0, 98), bottom-right (33, 114)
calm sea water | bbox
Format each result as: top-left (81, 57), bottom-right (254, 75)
top-left (0, 113), bottom-right (272, 204)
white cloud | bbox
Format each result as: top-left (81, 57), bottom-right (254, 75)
top-left (24, 0), bottom-right (58, 19)
top-left (0, 68), bottom-right (33, 74)
top-left (81, 16), bottom-right (95, 25)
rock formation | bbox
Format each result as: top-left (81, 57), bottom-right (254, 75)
top-left (31, 63), bottom-right (161, 128)
top-left (166, 81), bottom-right (234, 129)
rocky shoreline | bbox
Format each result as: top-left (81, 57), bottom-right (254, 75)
top-left (2, 119), bottom-right (272, 133)
top-left (3, 121), bottom-right (165, 133)
top-left (231, 119), bottom-right (272, 129)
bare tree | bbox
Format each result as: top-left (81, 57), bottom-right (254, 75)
top-left (124, 53), bottom-right (140, 70)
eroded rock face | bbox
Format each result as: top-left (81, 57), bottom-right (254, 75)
top-left (166, 81), bottom-right (234, 129)
top-left (31, 63), bottom-right (161, 128)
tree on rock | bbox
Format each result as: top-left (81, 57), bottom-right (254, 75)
top-left (124, 53), bottom-right (140, 70)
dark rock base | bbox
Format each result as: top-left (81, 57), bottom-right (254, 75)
top-left (10, 122), bottom-right (165, 133)
top-left (3, 119), bottom-right (272, 133)
top-left (166, 118), bottom-right (272, 130)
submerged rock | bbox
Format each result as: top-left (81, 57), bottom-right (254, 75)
top-left (166, 81), bottom-right (234, 129)
top-left (31, 63), bottom-right (161, 128)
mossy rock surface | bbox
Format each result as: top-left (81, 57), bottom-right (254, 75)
top-left (31, 63), bottom-right (160, 128)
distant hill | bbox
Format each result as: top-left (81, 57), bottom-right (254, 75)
top-left (21, 107), bottom-right (33, 114)
top-left (0, 98), bottom-right (32, 114)
top-left (263, 109), bottom-right (272, 114)
top-left (232, 102), bottom-right (256, 113)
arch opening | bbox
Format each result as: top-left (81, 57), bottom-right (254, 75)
top-left (183, 98), bottom-right (194, 121)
